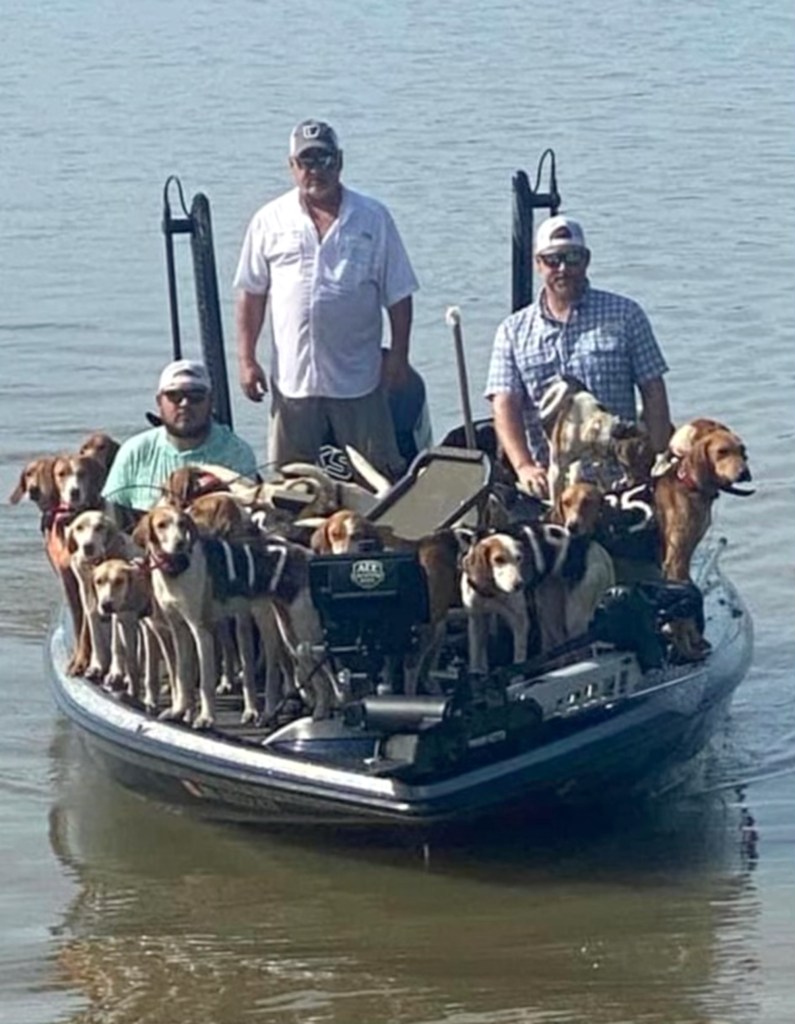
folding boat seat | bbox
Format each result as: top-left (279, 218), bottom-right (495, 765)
top-left (366, 446), bottom-right (492, 540)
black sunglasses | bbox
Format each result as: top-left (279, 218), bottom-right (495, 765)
top-left (163, 389), bottom-right (208, 405)
top-left (295, 150), bottom-right (338, 171)
top-left (539, 250), bottom-right (587, 269)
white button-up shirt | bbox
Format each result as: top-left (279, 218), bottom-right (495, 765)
top-left (234, 186), bottom-right (419, 399)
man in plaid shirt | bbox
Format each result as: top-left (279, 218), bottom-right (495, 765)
top-left (485, 215), bottom-right (671, 498)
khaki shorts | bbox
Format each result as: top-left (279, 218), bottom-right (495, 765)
top-left (268, 383), bottom-right (404, 480)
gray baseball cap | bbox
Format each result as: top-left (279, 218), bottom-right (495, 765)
top-left (289, 119), bottom-right (340, 157)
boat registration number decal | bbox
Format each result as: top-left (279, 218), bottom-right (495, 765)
top-left (350, 559), bottom-right (386, 589)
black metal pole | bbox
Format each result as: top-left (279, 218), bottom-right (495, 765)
top-left (190, 193), bottom-right (233, 429)
top-left (511, 150), bottom-right (561, 312)
top-left (161, 176), bottom-right (193, 361)
top-left (511, 170), bottom-right (533, 313)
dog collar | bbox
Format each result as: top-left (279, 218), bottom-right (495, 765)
top-left (195, 472), bottom-right (230, 498)
top-left (675, 464), bottom-right (702, 492)
top-left (41, 504), bottom-right (77, 536)
top-left (464, 572), bottom-right (498, 600)
top-left (148, 551), bottom-right (190, 577)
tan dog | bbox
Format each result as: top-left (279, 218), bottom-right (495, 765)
top-left (653, 422), bottom-right (752, 659)
top-left (159, 465), bottom-right (232, 509)
top-left (65, 510), bottom-right (140, 679)
top-left (309, 509), bottom-right (384, 555)
top-left (187, 491), bottom-right (282, 706)
top-left (8, 455), bottom-right (60, 512)
top-left (553, 482), bottom-right (604, 537)
top-left (134, 506), bottom-right (335, 728)
top-left (52, 453), bottom-right (106, 512)
top-left (10, 453), bottom-right (87, 653)
top-left (653, 418), bottom-right (730, 477)
top-left (462, 520), bottom-right (615, 669)
top-left (78, 432), bottom-right (120, 483)
top-left (91, 557), bottom-right (171, 711)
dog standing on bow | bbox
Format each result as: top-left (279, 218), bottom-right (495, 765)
top-left (651, 419), bottom-right (752, 659)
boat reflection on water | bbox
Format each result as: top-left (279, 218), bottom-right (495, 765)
top-left (48, 725), bottom-right (763, 1024)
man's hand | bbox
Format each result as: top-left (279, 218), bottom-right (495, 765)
top-left (381, 349), bottom-right (410, 391)
top-left (515, 462), bottom-right (549, 499)
top-left (239, 359), bottom-right (268, 402)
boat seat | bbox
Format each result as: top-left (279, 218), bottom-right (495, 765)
top-left (366, 446), bottom-right (492, 540)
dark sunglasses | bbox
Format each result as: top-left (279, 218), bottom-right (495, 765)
top-left (295, 150), bottom-right (338, 172)
top-left (163, 389), bottom-right (208, 405)
top-left (539, 250), bottom-right (587, 269)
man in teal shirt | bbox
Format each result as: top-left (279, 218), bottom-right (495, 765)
top-left (103, 359), bottom-right (258, 510)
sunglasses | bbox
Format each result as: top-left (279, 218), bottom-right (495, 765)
top-left (295, 150), bottom-right (338, 172)
top-left (539, 250), bottom-right (587, 269)
top-left (163, 389), bottom-right (208, 405)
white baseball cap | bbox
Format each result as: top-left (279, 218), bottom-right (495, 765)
top-left (535, 215), bottom-right (587, 255)
top-left (157, 359), bottom-right (211, 394)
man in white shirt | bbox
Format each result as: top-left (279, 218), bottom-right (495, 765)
top-left (234, 119), bottom-right (419, 480)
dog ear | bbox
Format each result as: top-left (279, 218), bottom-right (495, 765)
top-left (180, 510), bottom-right (200, 547)
top-left (66, 526), bottom-right (78, 554)
top-left (685, 435), bottom-right (717, 490)
top-left (464, 538), bottom-right (497, 592)
top-left (131, 511), bottom-right (153, 550)
top-left (8, 469), bottom-right (27, 504)
top-left (310, 518), bottom-right (333, 554)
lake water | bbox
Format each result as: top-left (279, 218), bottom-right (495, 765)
top-left (1, 0), bottom-right (794, 1021)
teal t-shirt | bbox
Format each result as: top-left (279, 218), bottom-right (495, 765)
top-left (102, 422), bottom-right (259, 510)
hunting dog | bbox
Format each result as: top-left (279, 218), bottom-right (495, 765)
top-left (91, 556), bottom-right (171, 711)
top-left (9, 455), bottom-right (60, 512)
top-left (461, 521), bottom-right (615, 671)
top-left (78, 432), bottom-right (120, 483)
top-left (65, 510), bottom-right (141, 679)
top-left (538, 376), bottom-right (628, 504)
top-left (134, 506), bottom-right (336, 728)
top-left (652, 420), bottom-right (752, 659)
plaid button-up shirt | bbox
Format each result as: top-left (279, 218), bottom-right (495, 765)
top-left (485, 284), bottom-right (668, 463)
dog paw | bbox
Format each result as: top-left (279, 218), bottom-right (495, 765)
top-left (215, 678), bottom-right (234, 695)
top-left (158, 705), bottom-right (190, 723)
top-left (240, 707), bottom-right (259, 726)
top-left (85, 664), bottom-right (106, 683)
top-left (67, 656), bottom-right (89, 677)
top-left (103, 671), bottom-right (126, 691)
top-left (192, 714), bottom-right (215, 731)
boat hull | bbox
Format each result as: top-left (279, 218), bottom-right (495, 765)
top-left (46, 554), bottom-right (753, 829)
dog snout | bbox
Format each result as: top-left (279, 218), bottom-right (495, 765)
top-left (739, 466), bottom-right (752, 483)
top-left (99, 599), bottom-right (114, 617)
top-left (83, 542), bottom-right (95, 557)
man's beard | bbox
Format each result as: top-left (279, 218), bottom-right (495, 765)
top-left (165, 419), bottom-right (210, 442)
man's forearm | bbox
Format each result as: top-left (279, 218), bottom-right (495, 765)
top-left (235, 290), bottom-right (267, 363)
top-left (492, 392), bottom-right (535, 470)
top-left (387, 296), bottom-right (412, 362)
top-left (639, 376), bottom-right (672, 453)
